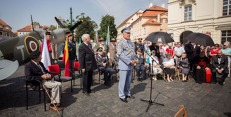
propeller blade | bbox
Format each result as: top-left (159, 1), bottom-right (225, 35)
top-left (70, 20), bottom-right (82, 31)
top-left (54, 17), bottom-right (66, 28)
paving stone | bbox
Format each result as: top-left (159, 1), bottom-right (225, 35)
top-left (0, 65), bottom-right (231, 116)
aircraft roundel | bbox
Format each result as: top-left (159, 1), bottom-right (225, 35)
top-left (24, 36), bottom-right (40, 54)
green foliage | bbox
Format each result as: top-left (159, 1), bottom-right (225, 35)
top-left (74, 16), bottom-right (98, 43)
top-left (99, 15), bottom-right (117, 41)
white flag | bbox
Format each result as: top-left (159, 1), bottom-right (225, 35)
top-left (41, 33), bottom-right (51, 69)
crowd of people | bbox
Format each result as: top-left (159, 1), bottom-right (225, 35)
top-left (24, 28), bottom-right (231, 108)
top-left (132, 39), bottom-right (231, 86)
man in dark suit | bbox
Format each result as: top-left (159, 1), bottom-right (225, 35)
top-left (78, 34), bottom-right (97, 95)
top-left (95, 47), bottom-right (115, 86)
top-left (212, 50), bottom-right (229, 85)
top-left (25, 51), bottom-right (62, 111)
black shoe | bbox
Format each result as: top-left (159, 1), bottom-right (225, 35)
top-left (126, 95), bottom-right (135, 99)
top-left (120, 98), bottom-right (128, 103)
top-left (219, 82), bottom-right (224, 86)
top-left (83, 91), bottom-right (90, 96)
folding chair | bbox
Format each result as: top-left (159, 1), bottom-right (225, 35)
top-left (174, 105), bottom-right (188, 117)
top-left (25, 75), bottom-right (46, 111)
top-left (74, 62), bottom-right (82, 88)
top-left (93, 68), bottom-right (101, 84)
top-left (48, 64), bottom-right (73, 92)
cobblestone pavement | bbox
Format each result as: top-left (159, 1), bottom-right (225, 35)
top-left (0, 65), bottom-right (231, 117)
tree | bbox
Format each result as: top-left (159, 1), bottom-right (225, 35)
top-left (98, 15), bottom-right (117, 40)
top-left (75, 16), bottom-right (98, 42)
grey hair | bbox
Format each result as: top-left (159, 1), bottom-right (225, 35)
top-left (81, 34), bottom-right (90, 42)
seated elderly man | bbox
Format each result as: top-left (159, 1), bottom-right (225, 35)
top-left (25, 51), bottom-right (62, 111)
top-left (212, 50), bottom-right (229, 85)
top-left (95, 47), bottom-right (115, 86)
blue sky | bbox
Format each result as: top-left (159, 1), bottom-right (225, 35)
top-left (0, 0), bottom-right (168, 32)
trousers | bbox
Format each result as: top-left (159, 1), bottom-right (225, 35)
top-left (118, 70), bottom-right (132, 99)
top-left (43, 80), bottom-right (62, 104)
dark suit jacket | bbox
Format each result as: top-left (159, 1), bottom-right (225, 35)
top-left (212, 55), bottom-right (228, 72)
top-left (25, 61), bottom-right (49, 82)
top-left (193, 45), bottom-right (200, 58)
top-left (78, 43), bottom-right (97, 71)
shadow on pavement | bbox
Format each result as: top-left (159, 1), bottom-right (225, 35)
top-left (131, 82), bottom-right (147, 95)
top-left (223, 112), bottom-right (231, 117)
top-left (60, 87), bottom-right (79, 108)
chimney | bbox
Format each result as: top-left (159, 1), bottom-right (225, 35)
top-left (149, 2), bottom-right (153, 8)
top-left (162, 4), bottom-right (165, 8)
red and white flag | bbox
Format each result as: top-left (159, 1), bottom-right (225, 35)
top-left (41, 33), bottom-right (51, 69)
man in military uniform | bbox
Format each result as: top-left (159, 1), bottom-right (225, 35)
top-left (99, 38), bottom-right (106, 52)
top-left (117, 27), bottom-right (136, 103)
top-left (109, 38), bottom-right (117, 67)
top-left (95, 47), bottom-right (115, 86)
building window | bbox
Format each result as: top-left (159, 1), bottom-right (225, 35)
top-left (223, 0), bottom-right (231, 16)
top-left (221, 30), bottom-right (231, 44)
top-left (184, 5), bottom-right (192, 21)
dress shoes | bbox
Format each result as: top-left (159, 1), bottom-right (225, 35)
top-left (219, 81), bottom-right (225, 86)
top-left (49, 106), bottom-right (61, 111)
top-left (120, 98), bottom-right (128, 103)
top-left (83, 91), bottom-right (90, 96)
top-left (126, 95), bottom-right (135, 99)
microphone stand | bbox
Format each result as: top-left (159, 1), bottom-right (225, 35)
top-left (140, 50), bottom-right (164, 112)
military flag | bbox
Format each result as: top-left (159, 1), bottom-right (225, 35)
top-left (62, 37), bottom-right (70, 76)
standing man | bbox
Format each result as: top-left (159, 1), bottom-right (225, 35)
top-left (117, 27), bottom-right (136, 103)
top-left (109, 38), bottom-right (117, 67)
top-left (78, 34), bottom-right (97, 95)
top-left (67, 33), bottom-right (77, 74)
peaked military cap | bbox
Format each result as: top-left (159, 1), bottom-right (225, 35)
top-left (121, 27), bottom-right (130, 33)
top-left (111, 38), bottom-right (116, 42)
top-left (97, 47), bottom-right (103, 52)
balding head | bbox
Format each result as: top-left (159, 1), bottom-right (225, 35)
top-left (217, 50), bottom-right (222, 57)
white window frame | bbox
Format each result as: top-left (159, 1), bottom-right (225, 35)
top-left (184, 5), bottom-right (192, 21)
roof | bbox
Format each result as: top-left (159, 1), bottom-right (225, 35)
top-left (142, 11), bottom-right (165, 17)
top-left (146, 5), bottom-right (168, 12)
top-left (142, 19), bottom-right (161, 26)
top-left (0, 19), bottom-right (8, 26)
top-left (117, 10), bottom-right (143, 28)
top-left (17, 25), bottom-right (32, 32)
